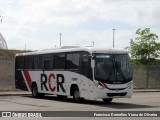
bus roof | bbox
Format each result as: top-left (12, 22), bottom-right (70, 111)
top-left (16, 46), bottom-right (128, 56)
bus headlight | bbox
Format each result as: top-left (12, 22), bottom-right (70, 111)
top-left (98, 85), bottom-right (104, 89)
top-left (127, 84), bottom-right (133, 89)
top-left (94, 82), bottom-right (104, 89)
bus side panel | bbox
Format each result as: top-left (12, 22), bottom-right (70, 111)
top-left (37, 71), bottom-right (75, 96)
top-left (15, 70), bottom-right (28, 91)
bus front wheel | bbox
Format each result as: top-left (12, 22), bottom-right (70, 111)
top-left (103, 98), bottom-right (113, 103)
top-left (73, 89), bottom-right (84, 103)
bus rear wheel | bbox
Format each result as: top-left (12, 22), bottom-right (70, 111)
top-left (32, 84), bottom-right (44, 98)
top-left (103, 98), bottom-right (113, 103)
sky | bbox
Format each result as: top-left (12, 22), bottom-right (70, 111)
top-left (0, 0), bottom-right (160, 50)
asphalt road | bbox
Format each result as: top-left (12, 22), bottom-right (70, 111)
top-left (0, 92), bottom-right (160, 120)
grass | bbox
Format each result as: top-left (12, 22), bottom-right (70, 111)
top-left (0, 49), bottom-right (29, 60)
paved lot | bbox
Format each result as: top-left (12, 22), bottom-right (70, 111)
top-left (0, 92), bottom-right (160, 120)
top-left (0, 92), bottom-right (160, 111)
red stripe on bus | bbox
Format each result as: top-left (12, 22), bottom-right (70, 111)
top-left (23, 71), bottom-right (32, 91)
top-left (99, 81), bottom-right (109, 89)
top-left (101, 82), bottom-right (107, 88)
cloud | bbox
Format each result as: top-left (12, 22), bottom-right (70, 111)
top-left (0, 0), bottom-right (160, 50)
top-left (3, 0), bottom-right (160, 26)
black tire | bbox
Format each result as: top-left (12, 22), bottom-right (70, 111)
top-left (32, 84), bottom-right (38, 98)
top-left (32, 84), bottom-right (44, 98)
top-left (73, 89), bottom-right (84, 103)
top-left (103, 98), bottom-right (113, 103)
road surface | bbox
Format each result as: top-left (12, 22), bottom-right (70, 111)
top-left (0, 92), bottom-right (159, 120)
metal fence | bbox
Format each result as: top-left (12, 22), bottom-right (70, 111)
top-left (0, 59), bottom-right (160, 90)
top-left (133, 65), bottom-right (160, 89)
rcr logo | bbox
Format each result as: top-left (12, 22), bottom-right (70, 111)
top-left (41, 73), bottom-right (66, 93)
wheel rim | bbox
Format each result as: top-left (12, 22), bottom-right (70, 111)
top-left (33, 86), bottom-right (37, 97)
top-left (74, 90), bottom-right (79, 101)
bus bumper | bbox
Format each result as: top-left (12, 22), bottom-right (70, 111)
top-left (94, 82), bottom-right (133, 99)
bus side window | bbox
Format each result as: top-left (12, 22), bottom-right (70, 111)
top-left (24, 56), bottom-right (33, 69)
top-left (81, 52), bottom-right (93, 80)
top-left (33, 56), bottom-right (42, 69)
top-left (53, 54), bottom-right (65, 69)
top-left (16, 56), bottom-right (24, 69)
top-left (43, 55), bottom-right (51, 70)
top-left (66, 53), bottom-right (80, 70)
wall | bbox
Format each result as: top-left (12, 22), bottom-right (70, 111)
top-left (0, 60), bottom-right (160, 91)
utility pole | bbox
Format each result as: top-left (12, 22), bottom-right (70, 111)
top-left (60, 33), bottom-right (62, 47)
top-left (112, 29), bottom-right (116, 48)
top-left (0, 16), bottom-right (4, 24)
top-left (92, 41), bottom-right (94, 47)
top-left (25, 44), bottom-right (26, 51)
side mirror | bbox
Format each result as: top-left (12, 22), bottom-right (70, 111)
top-left (91, 60), bottom-right (95, 68)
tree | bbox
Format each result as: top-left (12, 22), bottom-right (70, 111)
top-left (128, 28), bottom-right (160, 88)
top-left (128, 28), bottom-right (160, 65)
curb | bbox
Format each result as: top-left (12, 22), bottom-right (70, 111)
top-left (134, 90), bottom-right (160, 93)
top-left (133, 89), bottom-right (160, 93)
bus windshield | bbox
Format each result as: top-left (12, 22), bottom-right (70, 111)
top-left (94, 54), bottom-right (132, 84)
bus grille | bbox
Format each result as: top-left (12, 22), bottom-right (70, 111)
top-left (107, 92), bottom-right (127, 97)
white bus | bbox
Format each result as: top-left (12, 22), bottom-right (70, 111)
top-left (15, 46), bottom-right (133, 103)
